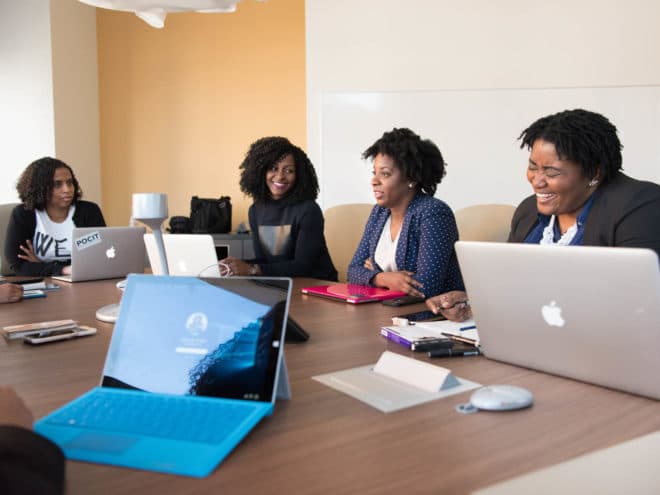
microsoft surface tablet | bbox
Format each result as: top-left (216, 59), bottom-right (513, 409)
top-left (35, 275), bottom-right (292, 477)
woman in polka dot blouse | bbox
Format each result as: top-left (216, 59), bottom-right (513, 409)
top-left (347, 128), bottom-right (464, 298)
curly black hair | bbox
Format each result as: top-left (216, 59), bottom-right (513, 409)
top-left (362, 128), bottom-right (446, 196)
top-left (16, 156), bottom-right (82, 211)
top-left (518, 109), bottom-right (623, 185)
top-left (239, 137), bottom-right (319, 203)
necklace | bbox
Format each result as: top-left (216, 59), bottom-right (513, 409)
top-left (540, 215), bottom-right (578, 246)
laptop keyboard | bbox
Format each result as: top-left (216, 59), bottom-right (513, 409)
top-left (45, 389), bottom-right (262, 444)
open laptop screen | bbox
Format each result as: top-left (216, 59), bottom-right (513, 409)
top-left (102, 275), bottom-right (291, 404)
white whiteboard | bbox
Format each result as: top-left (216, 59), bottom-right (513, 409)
top-left (319, 86), bottom-right (660, 211)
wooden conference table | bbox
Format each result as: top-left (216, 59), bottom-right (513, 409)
top-left (2, 277), bottom-right (659, 494)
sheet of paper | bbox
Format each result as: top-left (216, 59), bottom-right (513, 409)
top-left (414, 319), bottom-right (479, 343)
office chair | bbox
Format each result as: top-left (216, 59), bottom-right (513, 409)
top-left (454, 204), bottom-right (516, 242)
top-left (0, 203), bottom-right (18, 275)
top-left (323, 203), bottom-right (373, 282)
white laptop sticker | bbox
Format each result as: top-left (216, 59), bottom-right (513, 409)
top-left (74, 231), bottom-right (102, 251)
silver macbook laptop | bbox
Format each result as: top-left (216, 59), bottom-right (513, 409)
top-left (144, 233), bottom-right (221, 277)
top-left (35, 275), bottom-right (292, 477)
top-left (455, 241), bottom-right (660, 399)
top-left (52, 227), bottom-right (146, 282)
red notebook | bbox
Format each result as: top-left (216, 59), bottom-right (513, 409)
top-left (301, 284), bottom-right (406, 304)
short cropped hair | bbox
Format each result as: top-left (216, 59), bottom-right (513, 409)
top-left (16, 156), bottom-right (82, 211)
top-left (239, 137), bottom-right (319, 203)
top-left (518, 108), bottom-right (623, 184)
top-left (362, 128), bottom-right (446, 196)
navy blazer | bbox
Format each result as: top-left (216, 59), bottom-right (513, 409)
top-left (347, 194), bottom-right (464, 298)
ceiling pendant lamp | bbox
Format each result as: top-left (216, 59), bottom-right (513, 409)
top-left (77, 0), bottom-right (257, 28)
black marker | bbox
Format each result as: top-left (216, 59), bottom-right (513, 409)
top-left (428, 348), bottom-right (481, 358)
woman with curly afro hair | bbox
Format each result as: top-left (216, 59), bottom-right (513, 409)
top-left (348, 128), bottom-right (464, 299)
top-left (221, 137), bottom-right (337, 280)
top-left (5, 157), bottom-right (105, 276)
top-left (427, 108), bottom-right (660, 323)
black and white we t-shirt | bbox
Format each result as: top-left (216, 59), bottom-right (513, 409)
top-left (33, 206), bottom-right (76, 262)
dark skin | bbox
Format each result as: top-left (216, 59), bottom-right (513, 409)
top-left (368, 153), bottom-right (424, 297)
top-left (526, 139), bottom-right (600, 234)
top-left (18, 167), bottom-right (75, 275)
top-left (0, 285), bottom-right (23, 304)
top-left (0, 385), bottom-right (33, 428)
top-left (426, 139), bottom-right (600, 322)
top-left (221, 155), bottom-right (295, 276)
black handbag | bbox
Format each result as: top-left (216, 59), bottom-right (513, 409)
top-left (168, 216), bottom-right (191, 234)
top-left (189, 196), bottom-right (232, 234)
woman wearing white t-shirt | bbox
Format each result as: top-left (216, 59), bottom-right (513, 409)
top-left (4, 157), bottom-right (106, 276)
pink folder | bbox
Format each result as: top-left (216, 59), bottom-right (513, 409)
top-left (301, 284), bottom-right (407, 304)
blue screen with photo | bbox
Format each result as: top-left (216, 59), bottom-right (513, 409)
top-left (102, 275), bottom-right (289, 403)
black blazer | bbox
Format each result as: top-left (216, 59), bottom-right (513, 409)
top-left (0, 425), bottom-right (65, 495)
top-left (508, 172), bottom-right (660, 257)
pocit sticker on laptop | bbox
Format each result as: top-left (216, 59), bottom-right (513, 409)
top-left (74, 231), bottom-right (102, 251)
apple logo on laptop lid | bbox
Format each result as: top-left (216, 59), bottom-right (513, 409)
top-left (105, 246), bottom-right (116, 259)
top-left (541, 300), bottom-right (565, 327)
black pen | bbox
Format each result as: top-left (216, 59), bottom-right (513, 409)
top-left (428, 348), bottom-right (481, 358)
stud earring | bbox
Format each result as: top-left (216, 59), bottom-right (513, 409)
top-left (588, 179), bottom-right (599, 187)
top-left (408, 183), bottom-right (414, 189)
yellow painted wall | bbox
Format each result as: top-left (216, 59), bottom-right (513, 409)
top-left (97, 0), bottom-right (306, 227)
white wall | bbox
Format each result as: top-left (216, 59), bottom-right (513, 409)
top-left (319, 87), bottom-right (660, 211)
top-left (306, 0), bottom-right (660, 210)
top-left (0, 1), bottom-right (55, 204)
top-left (0, 0), bottom-right (100, 206)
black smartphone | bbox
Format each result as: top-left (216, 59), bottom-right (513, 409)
top-left (396, 309), bottom-right (446, 323)
top-left (382, 295), bottom-right (425, 307)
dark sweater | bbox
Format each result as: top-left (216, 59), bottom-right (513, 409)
top-left (0, 426), bottom-right (65, 495)
top-left (4, 200), bottom-right (106, 276)
top-left (248, 199), bottom-right (338, 281)
top-left (508, 172), bottom-right (660, 256)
